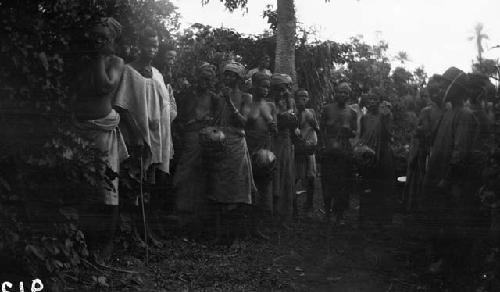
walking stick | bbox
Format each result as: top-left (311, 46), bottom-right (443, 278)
top-left (139, 155), bottom-right (149, 266)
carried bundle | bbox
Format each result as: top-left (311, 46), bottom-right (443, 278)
top-left (353, 143), bottom-right (377, 175)
top-left (251, 149), bottom-right (277, 178)
top-left (199, 126), bottom-right (227, 163)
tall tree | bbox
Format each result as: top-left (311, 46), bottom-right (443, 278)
top-left (275, 0), bottom-right (297, 83)
top-left (203, 0), bottom-right (331, 86)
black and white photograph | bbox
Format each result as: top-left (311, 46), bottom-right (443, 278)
top-left (1, 0), bottom-right (500, 290)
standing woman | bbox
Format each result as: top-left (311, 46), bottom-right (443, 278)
top-left (246, 72), bottom-right (277, 238)
top-left (209, 62), bottom-right (255, 243)
top-left (73, 17), bottom-right (129, 262)
top-left (358, 94), bottom-right (395, 227)
top-left (270, 73), bottom-right (297, 229)
top-left (173, 63), bottom-right (218, 237)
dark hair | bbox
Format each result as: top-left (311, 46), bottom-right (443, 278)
top-left (139, 27), bottom-right (158, 45)
top-left (295, 88), bottom-right (308, 97)
top-left (160, 40), bottom-right (176, 53)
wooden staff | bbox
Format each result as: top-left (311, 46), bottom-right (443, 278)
top-left (139, 156), bottom-right (149, 266)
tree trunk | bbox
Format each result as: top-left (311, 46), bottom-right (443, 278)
top-left (275, 0), bottom-right (296, 86)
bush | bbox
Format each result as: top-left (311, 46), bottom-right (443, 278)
top-left (0, 0), bottom-right (179, 288)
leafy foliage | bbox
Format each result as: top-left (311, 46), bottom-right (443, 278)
top-left (202, 0), bottom-right (249, 12)
top-left (170, 23), bottom-right (276, 88)
top-left (0, 127), bottom-right (109, 290)
top-left (0, 0), bottom-right (179, 288)
top-left (0, 0), bottom-right (428, 286)
top-left (473, 59), bottom-right (499, 79)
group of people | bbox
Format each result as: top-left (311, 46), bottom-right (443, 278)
top-left (403, 67), bottom-right (498, 281)
top-left (72, 17), bottom-right (500, 282)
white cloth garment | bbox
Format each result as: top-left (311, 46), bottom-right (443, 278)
top-left (114, 64), bottom-right (176, 173)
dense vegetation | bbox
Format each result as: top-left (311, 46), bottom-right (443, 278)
top-left (0, 0), bottom-right (446, 289)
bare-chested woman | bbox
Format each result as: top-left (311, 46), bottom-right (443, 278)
top-left (209, 62), bottom-right (255, 244)
top-left (246, 72), bottom-right (277, 239)
top-left (270, 73), bottom-right (297, 229)
top-left (73, 17), bottom-right (128, 262)
top-left (173, 63), bottom-right (218, 237)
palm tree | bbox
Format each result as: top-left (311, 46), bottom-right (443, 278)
top-left (468, 22), bottom-right (489, 63)
top-left (275, 0), bottom-right (296, 84)
top-left (206, 0), bottom-right (332, 86)
top-left (395, 51), bottom-right (410, 65)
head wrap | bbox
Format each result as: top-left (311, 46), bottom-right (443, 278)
top-left (223, 62), bottom-right (246, 79)
top-left (100, 17), bottom-right (122, 40)
top-left (271, 73), bottom-right (292, 87)
top-left (252, 71), bottom-right (270, 85)
top-left (198, 62), bottom-right (216, 78)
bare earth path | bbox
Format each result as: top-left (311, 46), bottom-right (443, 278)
top-left (72, 183), bottom-right (427, 291)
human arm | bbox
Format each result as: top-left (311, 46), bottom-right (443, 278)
top-left (306, 109), bottom-right (320, 133)
top-left (222, 87), bottom-right (249, 127)
top-left (114, 106), bottom-right (143, 145)
top-left (348, 108), bottom-right (358, 138)
top-left (93, 55), bottom-right (124, 95)
top-left (264, 102), bottom-right (278, 135)
top-left (229, 92), bottom-right (251, 127)
top-left (167, 84), bottom-right (177, 121)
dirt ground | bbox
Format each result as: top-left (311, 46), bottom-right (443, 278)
top-left (70, 180), bottom-right (439, 292)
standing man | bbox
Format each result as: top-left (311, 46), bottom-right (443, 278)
top-left (339, 82), bottom-right (362, 146)
top-left (320, 86), bottom-right (357, 225)
top-left (247, 54), bottom-right (272, 79)
top-left (73, 17), bottom-right (129, 262)
top-left (294, 89), bottom-right (319, 215)
top-left (158, 46), bottom-right (177, 86)
top-left (156, 44), bottom-right (178, 217)
top-left (114, 27), bottom-right (177, 245)
top-left (246, 54), bottom-right (272, 89)
top-left (421, 67), bottom-right (479, 277)
top-left (404, 75), bottom-right (445, 213)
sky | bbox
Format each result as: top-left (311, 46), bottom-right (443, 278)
top-left (172, 0), bottom-right (500, 75)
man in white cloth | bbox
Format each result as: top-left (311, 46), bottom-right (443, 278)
top-left (114, 27), bottom-right (177, 245)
